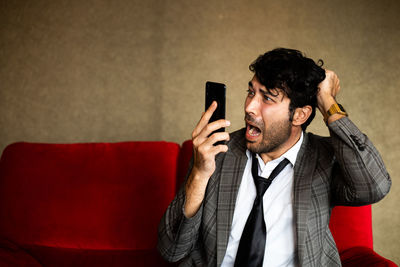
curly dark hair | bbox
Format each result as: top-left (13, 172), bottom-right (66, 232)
top-left (249, 48), bottom-right (326, 131)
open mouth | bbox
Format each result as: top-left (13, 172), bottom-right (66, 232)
top-left (248, 124), bottom-right (261, 136)
top-left (246, 119), bottom-right (262, 139)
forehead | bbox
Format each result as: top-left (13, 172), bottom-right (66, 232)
top-left (249, 75), bottom-right (262, 87)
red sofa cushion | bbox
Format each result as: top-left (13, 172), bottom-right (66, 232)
top-left (0, 141), bottom-right (179, 251)
top-left (20, 245), bottom-right (174, 267)
top-left (340, 246), bottom-right (398, 267)
top-left (0, 239), bottom-right (42, 267)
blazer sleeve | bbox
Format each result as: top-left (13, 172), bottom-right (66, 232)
top-left (157, 161), bottom-right (203, 262)
top-left (327, 117), bottom-right (391, 206)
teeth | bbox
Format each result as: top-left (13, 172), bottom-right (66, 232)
top-left (249, 126), bottom-right (260, 136)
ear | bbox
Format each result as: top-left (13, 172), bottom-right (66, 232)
top-left (292, 105), bottom-right (312, 127)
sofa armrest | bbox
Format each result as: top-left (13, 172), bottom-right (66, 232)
top-left (340, 246), bottom-right (398, 267)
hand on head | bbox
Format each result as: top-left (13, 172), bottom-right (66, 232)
top-left (317, 70), bottom-right (341, 114)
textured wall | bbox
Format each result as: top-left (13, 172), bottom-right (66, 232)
top-left (1, 0), bottom-right (399, 263)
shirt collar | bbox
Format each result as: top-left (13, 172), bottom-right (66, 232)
top-left (245, 131), bottom-right (304, 167)
top-left (283, 131), bottom-right (303, 166)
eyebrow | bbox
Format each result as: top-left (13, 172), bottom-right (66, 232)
top-left (249, 81), bottom-right (277, 97)
top-left (248, 81), bottom-right (267, 93)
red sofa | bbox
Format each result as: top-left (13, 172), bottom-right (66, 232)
top-left (0, 141), bottom-right (397, 267)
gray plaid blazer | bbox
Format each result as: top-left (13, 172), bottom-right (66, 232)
top-left (158, 118), bottom-right (391, 266)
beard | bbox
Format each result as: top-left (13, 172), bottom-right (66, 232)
top-left (245, 113), bottom-right (292, 154)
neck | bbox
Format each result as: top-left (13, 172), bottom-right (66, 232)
top-left (260, 128), bottom-right (302, 164)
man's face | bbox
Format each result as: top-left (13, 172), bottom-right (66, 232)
top-left (244, 76), bottom-right (292, 154)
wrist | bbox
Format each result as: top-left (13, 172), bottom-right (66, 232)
top-left (184, 172), bottom-right (208, 218)
top-left (318, 95), bottom-right (337, 117)
top-left (184, 188), bottom-right (205, 218)
top-left (323, 103), bottom-right (348, 125)
top-left (188, 168), bottom-right (211, 188)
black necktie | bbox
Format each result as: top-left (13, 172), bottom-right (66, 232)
top-left (234, 154), bottom-right (290, 267)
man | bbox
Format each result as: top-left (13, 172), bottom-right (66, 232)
top-left (158, 48), bottom-right (391, 266)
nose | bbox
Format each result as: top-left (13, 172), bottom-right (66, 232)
top-left (245, 94), bottom-right (260, 116)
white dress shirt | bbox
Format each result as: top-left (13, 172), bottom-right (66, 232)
top-left (221, 132), bottom-right (303, 267)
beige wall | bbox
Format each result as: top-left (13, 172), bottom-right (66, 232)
top-left (1, 0), bottom-right (399, 263)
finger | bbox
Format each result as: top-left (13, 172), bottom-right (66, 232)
top-left (197, 141), bottom-right (228, 160)
top-left (203, 131), bottom-right (230, 147)
top-left (335, 78), bottom-right (340, 94)
top-left (325, 69), bottom-right (332, 77)
top-left (192, 112), bottom-right (206, 138)
top-left (198, 119), bottom-right (231, 140)
top-left (192, 102), bottom-right (217, 138)
top-left (193, 121), bottom-right (230, 150)
top-left (210, 144), bottom-right (229, 155)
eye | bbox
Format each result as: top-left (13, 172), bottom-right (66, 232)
top-left (263, 94), bottom-right (273, 102)
top-left (246, 89), bottom-right (255, 97)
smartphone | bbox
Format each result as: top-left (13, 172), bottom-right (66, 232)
top-left (205, 81), bottom-right (226, 145)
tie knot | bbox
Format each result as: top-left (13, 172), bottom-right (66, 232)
top-left (254, 177), bottom-right (271, 197)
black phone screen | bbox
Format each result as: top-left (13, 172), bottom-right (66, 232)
top-left (205, 81), bottom-right (226, 138)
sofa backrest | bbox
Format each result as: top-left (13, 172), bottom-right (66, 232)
top-left (176, 140), bottom-right (194, 191)
top-left (0, 140), bottom-right (374, 254)
top-left (0, 141), bottom-right (180, 250)
top-left (329, 205), bottom-right (373, 252)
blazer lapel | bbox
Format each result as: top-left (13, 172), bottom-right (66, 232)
top-left (293, 132), bottom-right (317, 265)
top-left (216, 131), bottom-right (248, 266)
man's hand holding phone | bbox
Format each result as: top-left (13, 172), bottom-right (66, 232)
top-left (184, 101), bottom-right (230, 218)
